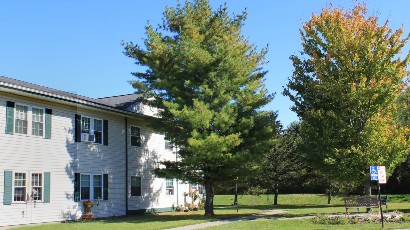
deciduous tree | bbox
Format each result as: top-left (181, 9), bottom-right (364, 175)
top-left (284, 4), bottom-right (410, 196)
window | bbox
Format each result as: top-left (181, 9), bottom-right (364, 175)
top-left (13, 173), bottom-right (44, 202)
top-left (130, 126), bottom-right (141, 147)
top-left (6, 101), bottom-right (51, 138)
top-left (166, 178), bottom-right (174, 195)
top-left (94, 119), bottom-right (103, 144)
top-left (81, 117), bottom-right (91, 133)
top-left (131, 176), bottom-right (141, 196)
top-left (93, 175), bottom-right (102, 200)
top-left (81, 117), bottom-right (103, 144)
top-left (164, 133), bottom-right (173, 150)
top-left (190, 183), bottom-right (204, 194)
top-left (14, 173), bottom-right (26, 202)
top-left (80, 174), bottom-right (103, 200)
top-left (15, 105), bottom-right (28, 134)
top-left (31, 173), bottom-right (42, 201)
top-left (80, 174), bottom-right (90, 200)
top-left (3, 171), bottom-right (50, 204)
top-left (31, 108), bottom-right (44, 136)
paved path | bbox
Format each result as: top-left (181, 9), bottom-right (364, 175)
top-left (167, 210), bottom-right (287, 230)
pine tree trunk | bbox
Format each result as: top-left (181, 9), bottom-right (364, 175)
top-left (204, 180), bottom-right (214, 216)
top-left (274, 188), bottom-right (279, 205)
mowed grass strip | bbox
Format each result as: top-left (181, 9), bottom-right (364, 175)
top-left (15, 194), bottom-right (410, 230)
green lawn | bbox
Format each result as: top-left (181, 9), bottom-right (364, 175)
top-left (16, 194), bottom-right (410, 230)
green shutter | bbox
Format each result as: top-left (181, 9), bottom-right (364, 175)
top-left (103, 174), bottom-right (108, 200)
top-left (43, 172), bottom-right (50, 203)
top-left (45, 109), bottom-right (52, 139)
top-left (4, 171), bottom-right (12, 205)
top-left (74, 173), bottom-right (80, 202)
top-left (5, 101), bottom-right (15, 134)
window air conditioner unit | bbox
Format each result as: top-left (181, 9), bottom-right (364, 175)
top-left (81, 133), bottom-right (95, 143)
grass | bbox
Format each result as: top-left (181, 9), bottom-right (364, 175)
top-left (15, 194), bottom-right (410, 230)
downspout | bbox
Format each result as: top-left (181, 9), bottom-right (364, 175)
top-left (125, 117), bottom-right (129, 214)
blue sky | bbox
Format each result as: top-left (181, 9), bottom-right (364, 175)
top-left (1, 1), bottom-right (410, 127)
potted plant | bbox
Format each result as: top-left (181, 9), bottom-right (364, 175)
top-left (82, 200), bottom-right (94, 220)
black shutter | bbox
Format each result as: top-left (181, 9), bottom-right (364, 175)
top-left (103, 174), bottom-right (108, 200)
top-left (103, 120), bottom-right (108, 146)
top-left (5, 101), bottom-right (15, 134)
top-left (75, 114), bottom-right (81, 142)
top-left (74, 173), bottom-right (80, 202)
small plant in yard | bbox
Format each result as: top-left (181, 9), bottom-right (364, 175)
top-left (312, 212), bottom-right (410, 226)
top-left (312, 216), bottom-right (349, 225)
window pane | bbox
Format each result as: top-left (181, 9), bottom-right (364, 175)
top-left (31, 173), bottom-right (43, 201)
top-left (32, 108), bottom-right (44, 136)
top-left (93, 119), bottom-right (103, 144)
top-left (94, 175), bottom-right (103, 200)
top-left (93, 175), bottom-right (102, 186)
top-left (15, 105), bottom-right (28, 134)
top-left (14, 188), bottom-right (26, 201)
top-left (81, 174), bottom-right (90, 200)
top-left (131, 126), bottom-right (141, 147)
top-left (94, 119), bottom-right (102, 132)
top-left (81, 117), bottom-right (91, 133)
top-left (166, 178), bottom-right (174, 195)
top-left (166, 178), bottom-right (174, 188)
top-left (131, 176), bottom-right (141, 196)
top-left (14, 173), bottom-right (26, 201)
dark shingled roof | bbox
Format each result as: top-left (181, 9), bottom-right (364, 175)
top-left (0, 76), bottom-right (100, 103)
top-left (95, 94), bottom-right (141, 110)
top-left (0, 76), bottom-right (141, 113)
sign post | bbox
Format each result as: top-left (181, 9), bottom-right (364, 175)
top-left (370, 166), bottom-right (386, 229)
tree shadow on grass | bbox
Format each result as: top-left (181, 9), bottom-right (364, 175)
top-left (89, 212), bottom-right (255, 225)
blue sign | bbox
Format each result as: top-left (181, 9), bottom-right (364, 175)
top-left (370, 166), bottom-right (378, 181)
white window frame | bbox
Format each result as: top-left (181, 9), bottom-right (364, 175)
top-left (164, 133), bottom-right (174, 150)
top-left (31, 173), bottom-right (43, 201)
top-left (130, 125), bottom-right (141, 147)
top-left (166, 178), bottom-right (174, 196)
top-left (31, 107), bottom-right (44, 137)
top-left (13, 103), bottom-right (45, 137)
top-left (80, 116), bottom-right (103, 144)
top-left (80, 173), bottom-right (103, 201)
top-left (13, 172), bottom-right (27, 203)
top-left (130, 176), bottom-right (142, 197)
top-left (12, 172), bottom-right (44, 203)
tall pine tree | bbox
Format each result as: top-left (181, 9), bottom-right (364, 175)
top-left (124, 0), bottom-right (275, 215)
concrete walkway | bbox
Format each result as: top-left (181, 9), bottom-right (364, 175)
top-left (167, 210), bottom-right (287, 230)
